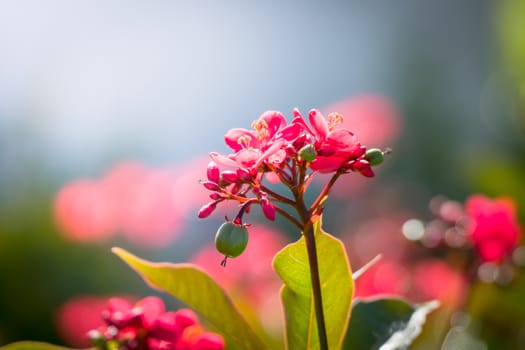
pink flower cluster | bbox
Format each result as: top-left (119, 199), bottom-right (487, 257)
top-left (88, 296), bottom-right (224, 350)
top-left (199, 108), bottom-right (378, 221)
top-left (466, 195), bottom-right (521, 263)
top-left (405, 194), bottom-right (522, 264)
top-left (54, 162), bottom-right (185, 247)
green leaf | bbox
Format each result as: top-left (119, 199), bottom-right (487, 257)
top-left (272, 216), bottom-right (354, 350)
top-left (0, 342), bottom-right (85, 350)
top-left (344, 298), bottom-right (439, 350)
top-left (111, 247), bottom-right (269, 350)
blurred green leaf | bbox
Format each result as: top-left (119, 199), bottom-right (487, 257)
top-left (112, 248), bottom-right (269, 350)
top-left (273, 217), bottom-right (353, 350)
top-left (499, 0), bottom-right (525, 86)
top-left (0, 342), bottom-right (85, 350)
top-left (344, 298), bottom-right (439, 350)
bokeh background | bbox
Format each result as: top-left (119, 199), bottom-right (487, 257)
top-left (1, 0), bottom-right (525, 349)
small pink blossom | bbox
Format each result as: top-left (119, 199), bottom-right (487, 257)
top-left (293, 109), bottom-right (366, 173)
top-left (465, 194), bottom-right (521, 262)
top-left (215, 110), bottom-right (301, 170)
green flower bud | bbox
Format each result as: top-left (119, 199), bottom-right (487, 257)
top-left (215, 222), bottom-right (249, 258)
top-left (365, 148), bottom-right (384, 166)
top-left (299, 144), bottom-right (317, 162)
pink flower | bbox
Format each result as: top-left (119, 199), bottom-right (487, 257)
top-left (56, 295), bottom-right (134, 348)
top-left (212, 110), bottom-right (300, 170)
top-left (293, 109), bottom-right (366, 173)
top-left (465, 194), bottom-right (521, 262)
top-left (200, 107), bottom-right (382, 225)
top-left (86, 296), bottom-right (225, 350)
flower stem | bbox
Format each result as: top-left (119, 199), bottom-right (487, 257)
top-left (303, 221), bottom-right (329, 350)
top-left (296, 189), bottom-right (328, 350)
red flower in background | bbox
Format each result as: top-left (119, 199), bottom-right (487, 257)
top-left (354, 259), bottom-right (409, 299)
top-left (54, 180), bottom-right (118, 242)
top-left (411, 260), bottom-right (466, 308)
top-left (54, 162), bottom-right (186, 247)
top-left (56, 296), bottom-right (131, 348)
top-left (323, 95), bottom-right (401, 147)
top-left (466, 195), bottom-right (521, 262)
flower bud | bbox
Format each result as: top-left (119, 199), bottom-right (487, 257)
top-left (299, 144), bottom-right (316, 162)
top-left (201, 181), bottom-right (221, 191)
top-left (209, 192), bottom-right (222, 200)
top-left (215, 222), bottom-right (249, 258)
top-left (198, 202), bottom-right (217, 218)
top-left (261, 197), bottom-right (276, 221)
top-left (220, 170), bottom-right (239, 184)
top-left (351, 159), bottom-right (375, 177)
top-left (207, 162), bottom-right (220, 183)
top-left (365, 148), bottom-right (384, 166)
top-left (236, 168), bottom-right (252, 182)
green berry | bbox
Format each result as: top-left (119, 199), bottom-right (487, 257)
top-left (215, 222), bottom-right (249, 258)
top-left (299, 144), bottom-right (317, 162)
top-left (365, 148), bottom-right (384, 166)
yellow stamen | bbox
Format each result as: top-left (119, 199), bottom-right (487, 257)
top-left (327, 112), bottom-right (344, 130)
top-left (237, 134), bottom-right (252, 149)
top-left (251, 119), bottom-right (270, 141)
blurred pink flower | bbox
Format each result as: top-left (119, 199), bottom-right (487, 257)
top-left (322, 94), bottom-right (401, 147)
top-left (54, 162), bottom-right (185, 247)
top-left (465, 194), bottom-right (521, 262)
top-left (345, 214), bottom-right (412, 266)
top-left (110, 167), bottom-right (182, 246)
top-left (76, 296), bottom-right (225, 350)
top-left (354, 259), bottom-right (410, 299)
top-left (319, 95), bottom-right (401, 197)
top-left (54, 180), bottom-right (118, 242)
top-left (55, 295), bottom-right (135, 348)
top-left (411, 260), bottom-right (466, 307)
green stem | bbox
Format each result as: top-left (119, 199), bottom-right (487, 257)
top-left (295, 170), bottom-right (328, 350)
top-left (303, 221), bottom-right (329, 350)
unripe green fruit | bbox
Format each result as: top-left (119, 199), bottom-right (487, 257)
top-left (365, 148), bottom-right (384, 166)
top-left (299, 144), bottom-right (317, 162)
top-left (215, 222), bottom-right (249, 258)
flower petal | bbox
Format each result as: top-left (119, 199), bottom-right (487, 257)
top-left (308, 109), bottom-right (329, 141)
top-left (224, 128), bottom-right (257, 152)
